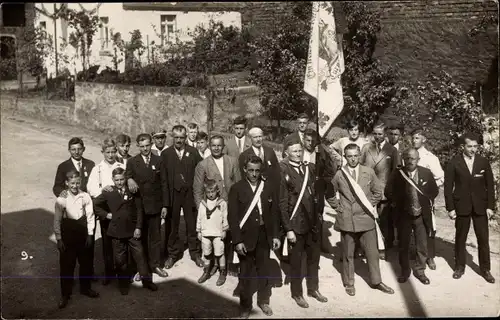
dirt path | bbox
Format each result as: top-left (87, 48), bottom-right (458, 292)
top-left (1, 115), bottom-right (499, 318)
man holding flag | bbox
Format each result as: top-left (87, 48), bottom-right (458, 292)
top-left (279, 138), bottom-right (327, 308)
top-left (327, 144), bottom-right (394, 296)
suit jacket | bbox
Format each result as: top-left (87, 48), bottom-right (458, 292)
top-left (313, 143), bottom-right (339, 213)
top-left (444, 154), bottom-right (495, 216)
top-left (53, 157), bottom-right (95, 197)
top-left (193, 155), bottom-right (241, 209)
top-left (238, 145), bottom-right (280, 188)
top-left (281, 131), bottom-right (304, 158)
top-left (279, 159), bottom-right (318, 235)
top-left (385, 166), bottom-right (439, 230)
top-left (329, 165), bottom-right (383, 232)
top-left (228, 178), bottom-right (280, 252)
top-left (93, 187), bottom-right (144, 239)
top-left (125, 153), bottom-right (168, 215)
top-left (224, 135), bottom-right (252, 158)
top-left (161, 145), bottom-right (203, 207)
top-left (360, 141), bottom-right (400, 200)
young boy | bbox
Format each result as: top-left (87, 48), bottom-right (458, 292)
top-left (54, 170), bottom-right (99, 309)
top-left (187, 123), bottom-right (199, 147)
top-left (196, 131), bottom-right (211, 159)
top-left (93, 167), bottom-right (158, 295)
top-left (196, 179), bottom-right (228, 286)
top-left (116, 134), bottom-right (132, 167)
top-left (87, 138), bottom-right (126, 285)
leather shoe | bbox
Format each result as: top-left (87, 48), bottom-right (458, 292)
top-left (481, 271), bottom-right (495, 284)
top-left (143, 281), bottom-right (158, 291)
top-left (453, 268), bottom-right (464, 279)
top-left (239, 308), bottom-right (251, 319)
top-left (164, 257), bottom-right (177, 269)
top-left (292, 295), bottom-right (309, 308)
top-left (58, 296), bottom-right (69, 309)
top-left (345, 286), bottom-right (356, 296)
top-left (372, 282), bottom-right (394, 294)
top-left (397, 275), bottom-right (409, 283)
top-left (307, 290), bottom-right (328, 303)
top-left (193, 256), bottom-right (205, 268)
top-left (154, 267), bottom-right (168, 278)
top-left (258, 303), bottom-right (273, 316)
top-left (80, 289), bottom-right (99, 298)
top-left (415, 273), bottom-right (430, 285)
top-left (426, 258), bottom-right (436, 270)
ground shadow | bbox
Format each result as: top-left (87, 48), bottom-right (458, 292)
top-left (434, 237), bottom-right (480, 275)
top-left (1, 208), bottom-right (241, 319)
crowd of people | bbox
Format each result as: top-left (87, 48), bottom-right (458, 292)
top-left (52, 114), bottom-right (496, 318)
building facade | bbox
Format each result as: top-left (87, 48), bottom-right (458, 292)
top-left (34, 2), bottom-right (242, 76)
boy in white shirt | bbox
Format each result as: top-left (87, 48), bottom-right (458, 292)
top-left (87, 138), bottom-right (125, 285)
top-left (54, 170), bottom-right (99, 309)
top-left (196, 131), bottom-right (212, 159)
top-left (196, 179), bottom-right (229, 286)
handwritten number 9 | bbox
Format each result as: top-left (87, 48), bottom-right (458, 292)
top-left (21, 251), bottom-right (28, 260)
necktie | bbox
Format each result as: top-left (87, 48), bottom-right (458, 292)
top-left (257, 149), bottom-right (264, 161)
top-left (376, 143), bottom-right (381, 154)
top-left (412, 171), bottom-right (418, 183)
top-left (145, 156), bottom-right (150, 167)
top-left (351, 169), bottom-right (357, 182)
top-left (177, 150), bottom-right (183, 160)
top-left (77, 161), bottom-right (83, 183)
top-left (237, 139), bottom-right (242, 152)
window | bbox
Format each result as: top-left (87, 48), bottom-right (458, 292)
top-left (160, 15), bottom-right (176, 45)
top-left (99, 16), bottom-right (110, 50)
top-left (39, 21), bottom-right (47, 30)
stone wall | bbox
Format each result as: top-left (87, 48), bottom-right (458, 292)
top-left (75, 82), bottom-right (209, 139)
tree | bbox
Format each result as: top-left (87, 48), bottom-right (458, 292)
top-left (59, 7), bottom-right (101, 72)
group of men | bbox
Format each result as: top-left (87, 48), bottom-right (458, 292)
top-left (52, 113), bottom-right (496, 318)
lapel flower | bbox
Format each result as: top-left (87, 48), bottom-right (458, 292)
top-left (185, 152), bottom-right (190, 157)
top-left (285, 174), bottom-right (290, 182)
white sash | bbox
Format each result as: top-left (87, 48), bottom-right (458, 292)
top-left (232, 181), bottom-right (265, 264)
top-left (283, 165), bottom-right (310, 257)
top-left (340, 167), bottom-right (385, 250)
top-left (398, 169), bottom-right (436, 232)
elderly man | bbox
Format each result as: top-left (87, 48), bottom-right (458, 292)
top-left (410, 128), bottom-right (444, 270)
top-left (386, 148), bottom-right (439, 285)
top-left (239, 127), bottom-right (280, 189)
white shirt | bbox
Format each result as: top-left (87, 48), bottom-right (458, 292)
top-left (303, 149), bottom-right (316, 164)
top-left (252, 146), bottom-right (265, 159)
top-left (187, 139), bottom-right (196, 147)
top-left (71, 158), bottom-right (83, 172)
top-left (249, 181), bottom-right (262, 215)
top-left (116, 154), bottom-right (129, 168)
top-left (87, 160), bottom-right (126, 197)
top-left (346, 164), bottom-right (360, 183)
top-left (54, 191), bottom-right (95, 240)
top-left (199, 148), bottom-right (211, 159)
top-left (392, 142), bottom-right (400, 151)
top-left (416, 146), bottom-right (444, 187)
top-left (175, 148), bottom-right (185, 159)
top-left (141, 153), bottom-right (151, 165)
top-left (463, 153), bottom-right (475, 174)
top-left (298, 131), bottom-right (305, 144)
top-left (152, 144), bottom-right (168, 156)
top-left (235, 136), bottom-right (246, 153)
top-left (408, 168), bottom-right (418, 180)
top-left (212, 156), bottom-right (225, 180)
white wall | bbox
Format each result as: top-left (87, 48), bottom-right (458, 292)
top-left (35, 3), bottom-right (241, 77)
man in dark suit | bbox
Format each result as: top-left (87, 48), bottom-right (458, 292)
top-left (93, 167), bottom-right (158, 294)
top-left (386, 122), bottom-right (406, 165)
top-left (444, 132), bottom-right (496, 283)
top-left (223, 116), bottom-right (252, 158)
top-left (239, 127), bottom-right (280, 189)
top-left (53, 137), bottom-right (96, 280)
top-left (53, 137), bottom-right (95, 197)
top-left (281, 113), bottom-right (310, 158)
top-left (385, 148), bottom-right (439, 285)
top-left (360, 122), bottom-right (400, 256)
top-left (125, 133), bottom-right (169, 278)
top-left (228, 156), bottom-right (281, 318)
top-left (162, 125), bottom-right (204, 269)
top-left (280, 138), bottom-right (327, 308)
top-left (327, 143), bottom-right (394, 297)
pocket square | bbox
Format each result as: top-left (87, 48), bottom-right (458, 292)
top-left (422, 181), bottom-right (428, 186)
top-left (386, 156), bottom-right (391, 159)
top-left (474, 174), bottom-right (483, 177)
top-left (480, 170), bottom-right (485, 174)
